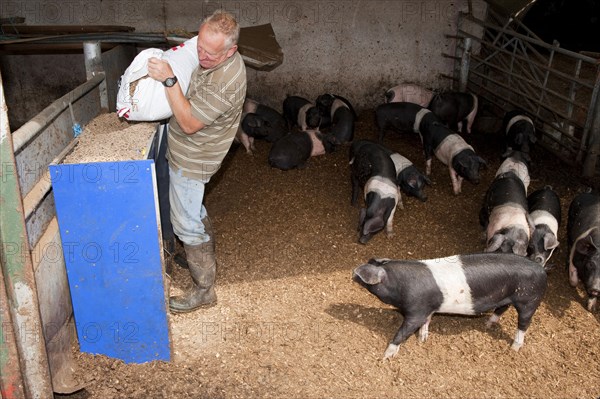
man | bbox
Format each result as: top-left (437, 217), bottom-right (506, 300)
top-left (148, 10), bottom-right (247, 313)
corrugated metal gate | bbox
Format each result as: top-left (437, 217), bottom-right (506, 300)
top-left (447, 7), bottom-right (600, 177)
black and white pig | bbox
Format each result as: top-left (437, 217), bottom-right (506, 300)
top-left (502, 109), bottom-right (537, 159)
top-left (384, 83), bottom-right (434, 107)
top-left (268, 130), bottom-right (335, 171)
top-left (428, 91), bottom-right (478, 134)
top-left (315, 93), bottom-right (357, 129)
top-left (283, 95), bottom-right (321, 131)
top-left (387, 151), bottom-right (431, 202)
top-left (479, 171), bottom-right (533, 256)
top-left (421, 122), bottom-right (487, 194)
top-left (375, 102), bottom-right (439, 143)
top-left (235, 98), bottom-right (260, 154)
top-left (494, 150), bottom-right (531, 194)
top-left (349, 140), bottom-right (402, 244)
top-left (527, 186), bottom-right (561, 269)
top-left (352, 253), bottom-right (547, 359)
top-left (567, 190), bottom-right (600, 312)
top-left (241, 103), bottom-right (287, 143)
top-left (321, 96), bottom-right (356, 144)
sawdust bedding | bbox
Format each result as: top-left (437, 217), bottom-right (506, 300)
top-left (60, 110), bottom-right (599, 399)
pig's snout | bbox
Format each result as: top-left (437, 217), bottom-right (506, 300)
top-left (534, 255), bottom-right (545, 265)
top-left (359, 234), bottom-right (373, 245)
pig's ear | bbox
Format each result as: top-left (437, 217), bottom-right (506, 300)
top-left (364, 217), bottom-right (385, 235)
top-left (367, 258), bottom-right (391, 266)
top-left (576, 235), bottom-right (599, 255)
top-left (513, 241), bottom-right (528, 257)
top-left (485, 234), bottom-right (504, 252)
top-left (529, 132), bottom-right (537, 144)
top-left (354, 264), bottom-right (386, 285)
top-left (543, 233), bottom-right (559, 250)
top-left (477, 156), bottom-right (488, 169)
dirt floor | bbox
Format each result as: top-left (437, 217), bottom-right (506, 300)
top-left (61, 109), bottom-right (600, 399)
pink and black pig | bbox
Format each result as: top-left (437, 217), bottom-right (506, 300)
top-left (283, 95), bottom-right (321, 131)
top-left (315, 93), bottom-right (357, 130)
top-left (241, 103), bottom-right (287, 143)
top-left (375, 102), bottom-right (439, 143)
top-left (316, 94), bottom-right (356, 144)
top-left (349, 140), bottom-right (402, 244)
top-left (567, 190), bottom-right (600, 312)
top-left (421, 122), bottom-right (487, 194)
top-left (387, 151), bottom-right (431, 202)
top-left (268, 130), bottom-right (335, 171)
top-left (235, 98), bottom-right (260, 154)
top-left (495, 150), bottom-right (531, 194)
top-left (527, 186), bottom-right (560, 269)
top-left (502, 109), bottom-right (537, 160)
top-left (384, 83), bottom-right (433, 107)
top-left (479, 171), bottom-right (533, 256)
top-left (428, 91), bottom-right (478, 134)
top-left (352, 253), bottom-right (547, 359)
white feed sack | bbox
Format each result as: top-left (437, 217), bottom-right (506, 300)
top-left (116, 36), bottom-right (199, 122)
top-left (62, 113), bottom-right (156, 164)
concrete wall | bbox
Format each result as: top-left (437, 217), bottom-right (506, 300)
top-left (1, 0), bottom-right (487, 119)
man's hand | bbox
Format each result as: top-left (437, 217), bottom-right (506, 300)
top-left (147, 57), bottom-right (175, 82)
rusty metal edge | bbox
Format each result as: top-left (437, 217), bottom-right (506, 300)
top-left (0, 69), bottom-right (54, 397)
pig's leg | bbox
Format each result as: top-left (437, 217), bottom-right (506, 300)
top-left (512, 329), bottom-right (526, 352)
top-left (466, 95), bottom-right (478, 134)
top-left (511, 302), bottom-right (538, 351)
top-left (350, 175), bottom-right (360, 206)
top-left (397, 190), bottom-right (404, 210)
top-left (378, 128), bottom-right (386, 143)
top-left (418, 314), bottom-right (433, 342)
top-left (237, 131), bottom-right (255, 155)
top-left (568, 247), bottom-right (579, 287)
top-left (449, 167), bottom-right (463, 195)
top-left (385, 206), bottom-right (397, 238)
top-left (485, 304), bottom-right (510, 328)
top-left (384, 315), bottom-right (429, 360)
top-left (587, 297), bottom-right (597, 312)
top-left (425, 157), bottom-right (432, 176)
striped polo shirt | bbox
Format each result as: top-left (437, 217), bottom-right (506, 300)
top-left (167, 51), bottom-right (247, 181)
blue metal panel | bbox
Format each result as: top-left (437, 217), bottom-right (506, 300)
top-left (49, 160), bottom-right (170, 363)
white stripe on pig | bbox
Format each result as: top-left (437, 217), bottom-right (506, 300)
top-left (306, 129), bottom-right (325, 157)
top-left (434, 134), bottom-right (474, 166)
top-left (364, 176), bottom-right (400, 202)
top-left (495, 158), bottom-right (530, 192)
top-left (423, 256), bottom-right (475, 315)
top-left (389, 153), bottom-right (413, 175)
top-left (506, 115), bottom-right (534, 134)
top-left (413, 108), bottom-right (432, 133)
top-left (530, 210), bottom-right (559, 236)
top-left (487, 204), bottom-right (531, 242)
top-left (330, 98), bottom-right (348, 117)
top-left (297, 103), bottom-right (313, 131)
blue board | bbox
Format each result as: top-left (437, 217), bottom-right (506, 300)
top-left (50, 160), bottom-right (170, 363)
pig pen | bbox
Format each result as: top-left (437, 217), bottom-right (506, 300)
top-left (62, 109), bottom-right (600, 399)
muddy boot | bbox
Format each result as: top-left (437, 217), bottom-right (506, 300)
top-left (169, 218), bottom-right (217, 313)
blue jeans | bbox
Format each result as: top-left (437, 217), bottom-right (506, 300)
top-left (169, 167), bottom-right (209, 246)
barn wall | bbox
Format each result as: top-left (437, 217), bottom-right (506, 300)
top-left (1, 0), bottom-right (487, 121)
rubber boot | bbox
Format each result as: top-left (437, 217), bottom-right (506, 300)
top-left (169, 217), bottom-right (217, 313)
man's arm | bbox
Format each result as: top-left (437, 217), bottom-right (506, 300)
top-left (147, 57), bottom-right (205, 135)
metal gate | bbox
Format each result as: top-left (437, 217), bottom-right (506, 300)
top-left (447, 7), bottom-right (600, 177)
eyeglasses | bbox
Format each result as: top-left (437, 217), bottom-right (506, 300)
top-left (197, 45), bottom-right (226, 61)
